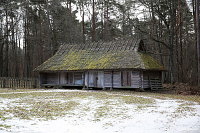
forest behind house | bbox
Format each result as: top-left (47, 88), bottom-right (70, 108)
top-left (0, 0), bottom-right (199, 87)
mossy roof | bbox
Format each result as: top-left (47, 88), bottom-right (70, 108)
top-left (35, 39), bottom-right (165, 72)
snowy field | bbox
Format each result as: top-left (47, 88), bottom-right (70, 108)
top-left (0, 89), bottom-right (200, 133)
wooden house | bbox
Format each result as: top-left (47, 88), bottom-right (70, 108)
top-left (35, 39), bottom-right (165, 90)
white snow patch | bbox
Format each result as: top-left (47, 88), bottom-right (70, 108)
top-left (0, 90), bottom-right (200, 133)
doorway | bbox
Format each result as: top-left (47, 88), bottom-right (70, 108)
top-left (122, 71), bottom-right (131, 87)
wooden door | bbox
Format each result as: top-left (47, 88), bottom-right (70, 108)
top-left (122, 71), bottom-right (131, 87)
top-left (68, 73), bottom-right (74, 85)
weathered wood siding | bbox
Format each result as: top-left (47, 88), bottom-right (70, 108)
top-left (122, 71), bottom-right (131, 87)
top-left (104, 71), bottom-right (112, 87)
top-left (131, 71), bottom-right (141, 88)
top-left (60, 72), bottom-right (67, 85)
top-left (97, 71), bottom-right (104, 88)
top-left (142, 71), bottom-right (162, 88)
top-left (40, 70), bottom-right (162, 89)
top-left (68, 73), bottom-right (74, 85)
top-left (74, 72), bottom-right (83, 85)
top-left (143, 80), bottom-right (150, 88)
top-left (113, 71), bottom-right (121, 87)
top-left (40, 73), bottom-right (58, 85)
top-left (84, 72), bottom-right (89, 87)
top-left (88, 71), bottom-right (95, 87)
top-left (86, 71), bottom-right (104, 88)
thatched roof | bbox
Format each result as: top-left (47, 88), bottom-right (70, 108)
top-left (35, 39), bottom-right (165, 72)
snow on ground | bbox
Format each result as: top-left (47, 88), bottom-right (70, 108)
top-left (0, 89), bottom-right (200, 133)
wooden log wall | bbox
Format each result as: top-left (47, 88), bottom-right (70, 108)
top-left (0, 77), bottom-right (39, 89)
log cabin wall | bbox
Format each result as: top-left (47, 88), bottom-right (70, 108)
top-left (88, 71), bottom-right (95, 87)
top-left (85, 72), bottom-right (89, 87)
top-left (142, 71), bottom-right (162, 88)
top-left (40, 70), bottom-right (161, 89)
top-left (131, 71), bottom-right (141, 88)
top-left (74, 72), bottom-right (83, 85)
top-left (84, 70), bottom-right (143, 89)
top-left (40, 73), bottom-right (58, 85)
top-left (60, 72), bottom-right (67, 85)
top-left (97, 71), bottom-right (104, 88)
top-left (103, 70), bottom-right (142, 89)
top-left (85, 71), bottom-right (104, 88)
top-left (121, 71), bottom-right (131, 87)
top-left (113, 71), bottom-right (121, 88)
top-left (60, 72), bottom-right (84, 86)
top-left (104, 71), bottom-right (112, 88)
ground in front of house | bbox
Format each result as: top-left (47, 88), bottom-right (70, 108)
top-left (0, 89), bottom-right (200, 133)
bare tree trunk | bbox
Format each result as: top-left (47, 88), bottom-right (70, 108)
top-left (157, 0), bottom-right (164, 66)
top-left (103, 0), bottom-right (111, 41)
top-left (0, 18), bottom-right (4, 77)
top-left (178, 0), bottom-right (183, 82)
top-left (92, 0), bottom-right (96, 42)
top-left (5, 6), bottom-right (9, 77)
top-left (82, 2), bottom-right (85, 43)
top-left (168, 0), bottom-right (177, 83)
top-left (196, 0), bottom-right (200, 86)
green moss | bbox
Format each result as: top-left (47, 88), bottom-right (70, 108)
top-left (35, 46), bottom-right (164, 71)
top-left (87, 53), bottom-right (116, 69)
top-left (48, 50), bottom-right (118, 70)
top-left (139, 53), bottom-right (164, 70)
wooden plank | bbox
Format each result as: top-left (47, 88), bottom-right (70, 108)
top-left (111, 71), bottom-right (113, 88)
top-left (150, 79), bottom-right (163, 90)
top-left (131, 71), bottom-right (140, 88)
top-left (113, 71), bottom-right (121, 87)
top-left (87, 71), bottom-right (89, 88)
top-left (83, 72), bottom-right (85, 88)
top-left (88, 71), bottom-right (95, 87)
top-left (93, 71), bottom-right (98, 87)
top-left (104, 71), bottom-right (112, 87)
top-left (74, 72), bottom-right (83, 85)
top-left (97, 71), bottom-right (104, 88)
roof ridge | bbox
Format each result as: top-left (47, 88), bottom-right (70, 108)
top-left (58, 38), bottom-right (141, 53)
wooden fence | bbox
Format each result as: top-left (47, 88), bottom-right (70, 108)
top-left (0, 77), bottom-right (39, 89)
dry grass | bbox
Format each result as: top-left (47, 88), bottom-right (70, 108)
top-left (106, 91), bottom-right (200, 104)
top-left (0, 89), bottom-right (199, 122)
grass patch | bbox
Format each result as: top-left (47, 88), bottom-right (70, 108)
top-left (176, 106), bottom-right (195, 114)
top-left (107, 91), bottom-right (200, 104)
top-left (0, 89), bottom-right (199, 124)
top-left (136, 105), bottom-right (151, 110)
top-left (0, 124), bottom-right (11, 129)
top-left (170, 103), bottom-right (196, 119)
top-left (121, 96), bottom-right (155, 105)
top-left (0, 112), bottom-right (10, 121)
top-left (94, 105), bottom-right (111, 121)
top-left (0, 89), bottom-right (40, 93)
top-left (176, 103), bottom-right (196, 115)
top-left (4, 100), bottom-right (79, 120)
